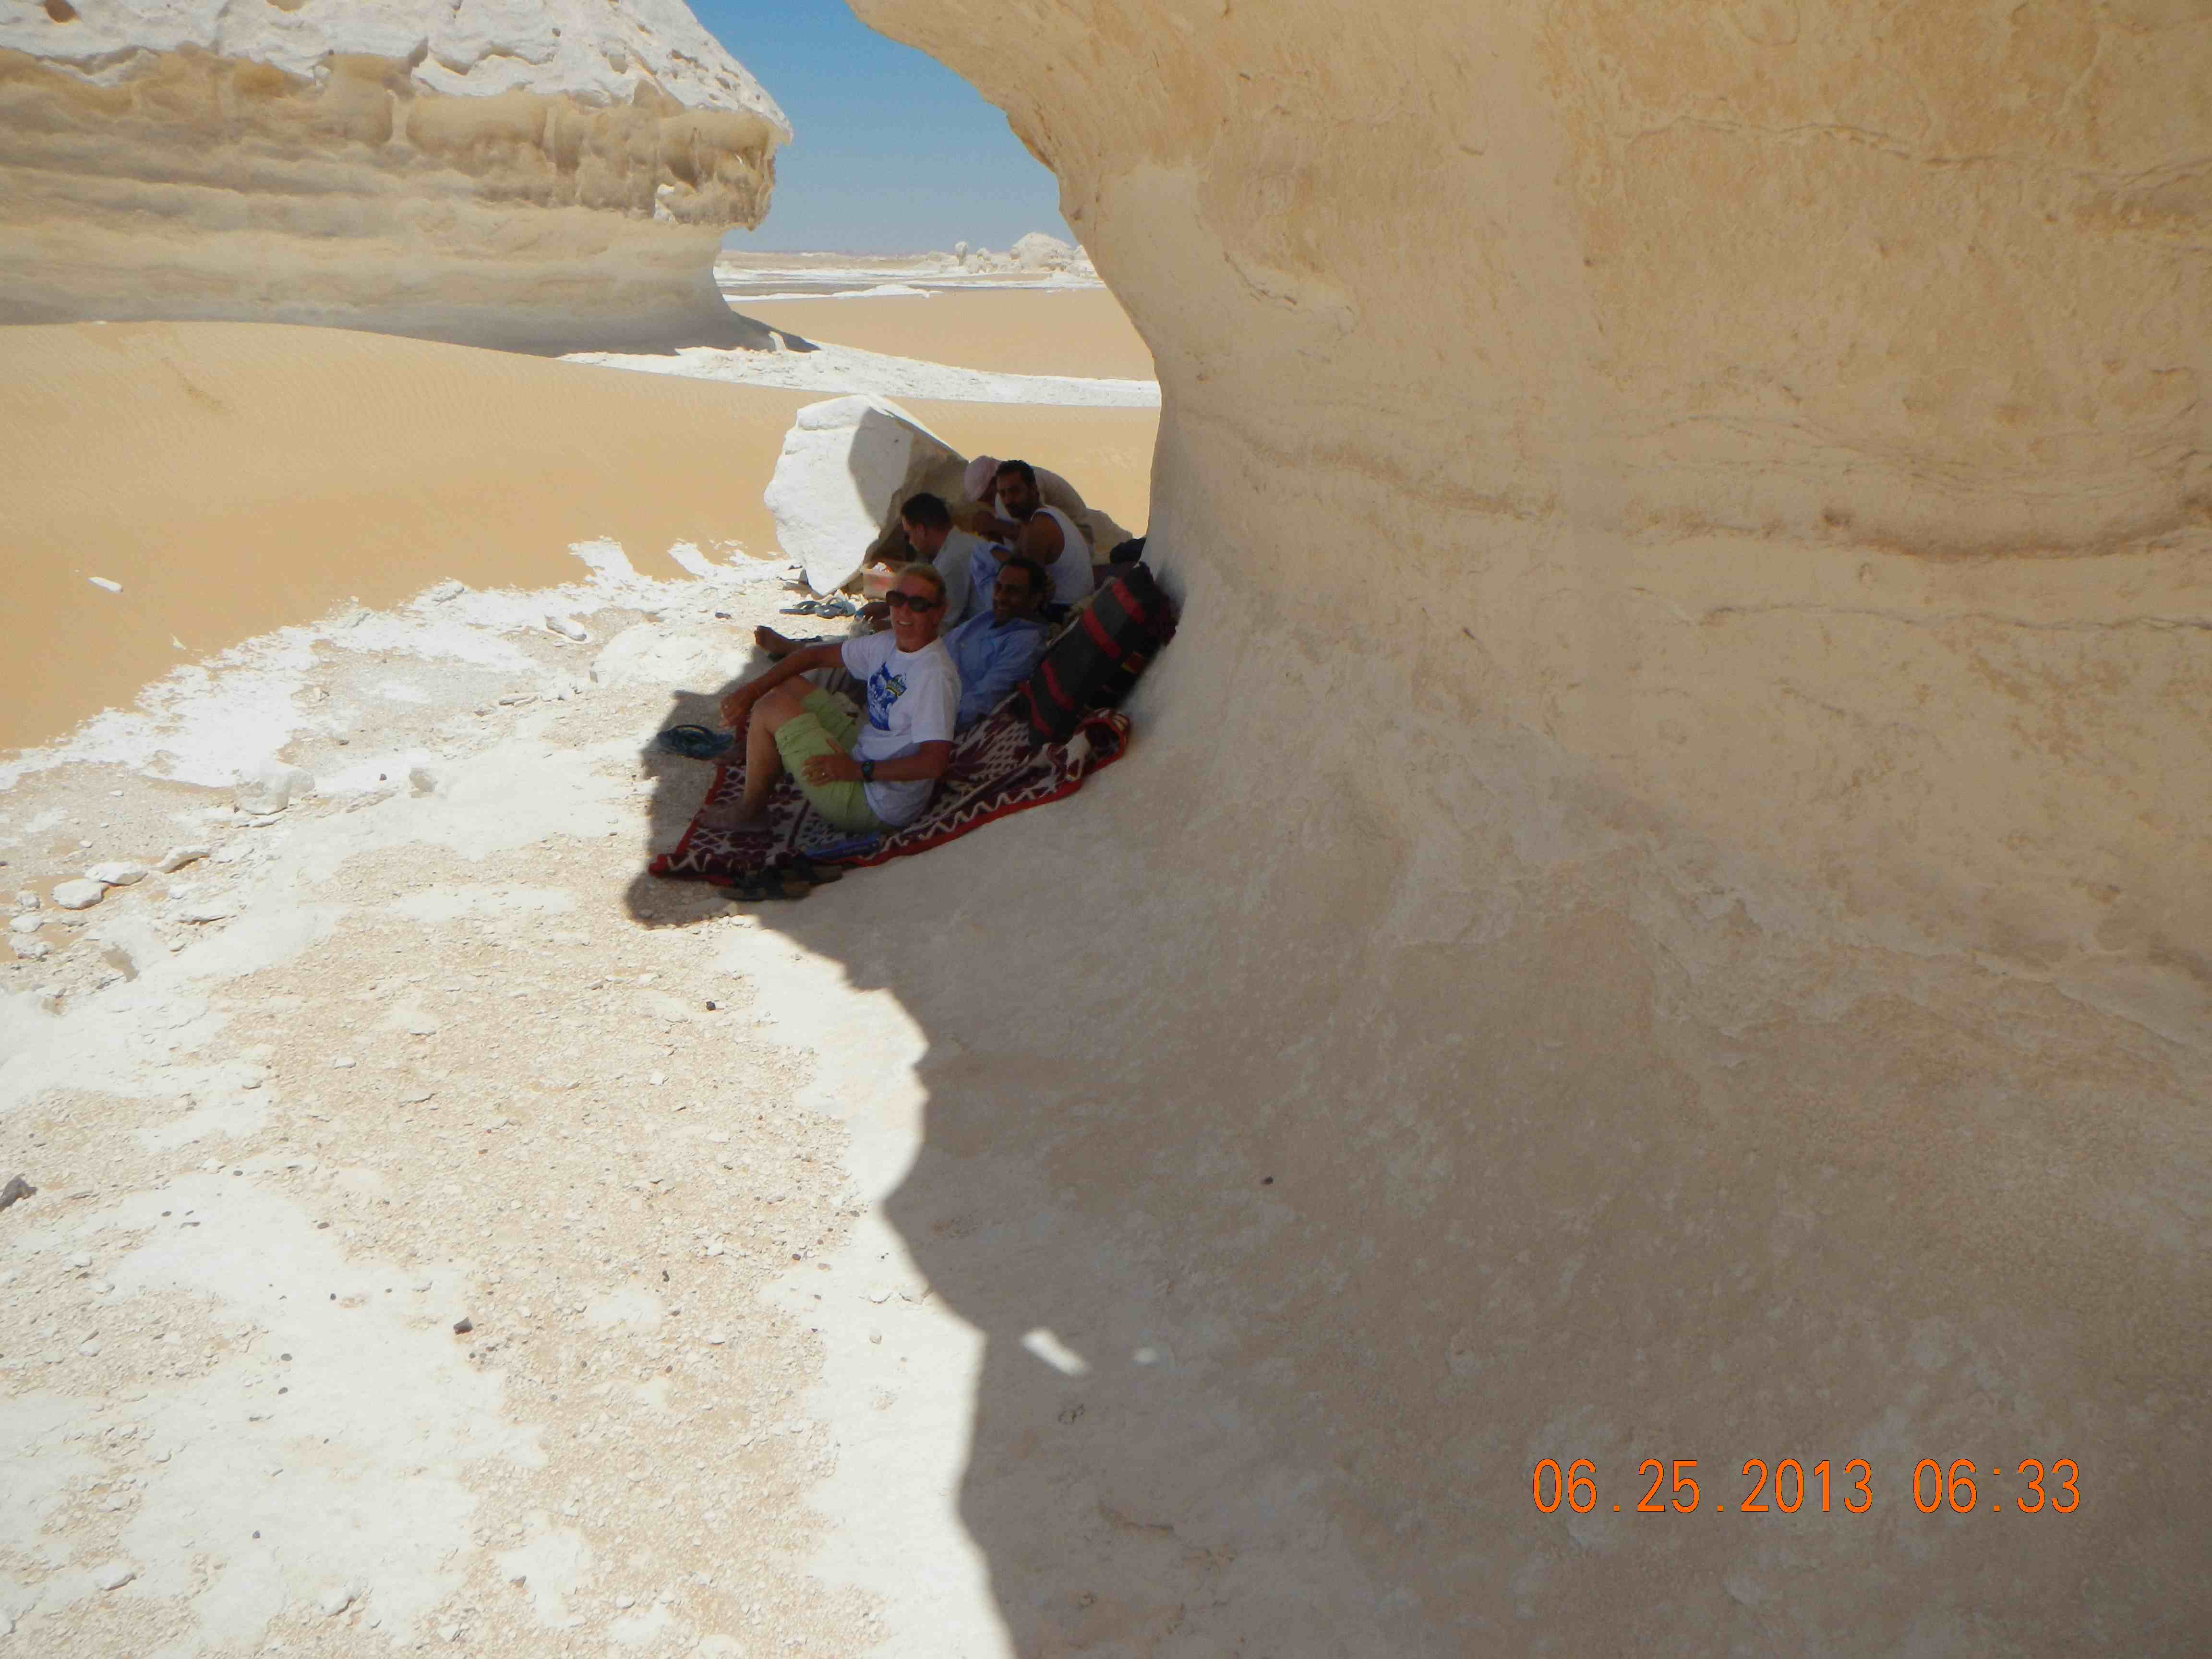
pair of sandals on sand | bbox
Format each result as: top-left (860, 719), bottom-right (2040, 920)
top-left (717, 859), bottom-right (844, 903)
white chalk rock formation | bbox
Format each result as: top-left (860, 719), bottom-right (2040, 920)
top-left (1010, 231), bottom-right (1076, 271)
top-left (841, 1), bottom-right (2209, 1649)
top-left (0, 1), bottom-right (788, 351)
top-left (762, 397), bottom-right (965, 595)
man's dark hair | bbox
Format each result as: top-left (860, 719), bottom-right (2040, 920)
top-left (994, 458), bottom-right (1037, 490)
top-left (900, 491), bottom-right (952, 531)
top-left (999, 554), bottom-right (1049, 597)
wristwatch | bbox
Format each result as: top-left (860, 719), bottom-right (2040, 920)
top-left (858, 760), bottom-right (875, 783)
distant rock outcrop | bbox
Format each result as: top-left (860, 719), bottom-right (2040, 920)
top-left (0, 0), bottom-right (788, 351)
top-left (931, 233), bottom-right (1096, 278)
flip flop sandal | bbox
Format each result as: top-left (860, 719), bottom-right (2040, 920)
top-left (654, 723), bottom-right (733, 759)
top-left (815, 598), bottom-right (860, 618)
top-left (728, 871), bottom-right (809, 903)
top-left (779, 599), bottom-right (828, 616)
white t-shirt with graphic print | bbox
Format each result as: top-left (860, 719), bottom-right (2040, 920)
top-left (838, 632), bottom-right (961, 827)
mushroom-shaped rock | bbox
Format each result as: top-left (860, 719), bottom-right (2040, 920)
top-left (0, 2), bottom-right (791, 353)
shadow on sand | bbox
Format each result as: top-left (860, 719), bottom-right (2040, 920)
top-left (616, 623), bottom-right (1495, 1650)
top-left (607, 569), bottom-right (2210, 1654)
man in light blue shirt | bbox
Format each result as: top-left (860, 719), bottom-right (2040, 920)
top-left (942, 554), bottom-right (1052, 730)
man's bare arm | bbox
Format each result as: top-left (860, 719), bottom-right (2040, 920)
top-left (1018, 512), bottom-right (1066, 566)
top-left (803, 740), bottom-right (953, 787)
top-left (719, 641), bottom-right (843, 727)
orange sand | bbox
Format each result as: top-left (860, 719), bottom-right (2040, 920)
top-left (1, 319), bottom-right (1155, 752)
top-left (734, 288), bottom-right (1155, 381)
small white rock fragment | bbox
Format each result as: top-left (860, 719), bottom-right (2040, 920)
top-left (85, 862), bottom-right (149, 887)
top-left (318, 1588), bottom-right (356, 1617)
top-left (92, 1561), bottom-right (135, 1591)
top-left (235, 762), bottom-right (313, 815)
top-left (157, 845), bottom-right (213, 873)
top-left (89, 576), bottom-right (122, 593)
top-left (546, 615), bottom-right (589, 642)
top-left (400, 1089), bottom-right (434, 1105)
top-left (14, 890), bottom-right (37, 909)
top-left (332, 1056), bottom-right (357, 1070)
top-left (176, 896), bottom-right (241, 924)
top-left (52, 879), bottom-right (107, 911)
top-left (425, 579), bottom-right (467, 602)
top-left (9, 915), bottom-right (40, 935)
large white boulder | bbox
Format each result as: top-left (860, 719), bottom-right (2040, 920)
top-left (0, 2), bottom-right (790, 351)
top-left (763, 397), bottom-right (965, 595)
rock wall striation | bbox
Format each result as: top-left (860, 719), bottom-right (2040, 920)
top-left (0, 0), bottom-right (788, 350)
top-left (834, 0), bottom-right (2212, 1649)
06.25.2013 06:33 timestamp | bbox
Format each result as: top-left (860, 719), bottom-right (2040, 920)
top-left (1532, 1458), bottom-right (2080, 1516)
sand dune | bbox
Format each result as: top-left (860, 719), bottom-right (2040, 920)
top-left (0, 321), bottom-right (1154, 754)
top-left (736, 288), bottom-right (1155, 381)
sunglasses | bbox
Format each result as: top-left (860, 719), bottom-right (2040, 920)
top-left (884, 590), bottom-right (943, 612)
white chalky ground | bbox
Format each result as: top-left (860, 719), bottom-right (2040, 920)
top-left (0, 555), bottom-right (1000, 1656)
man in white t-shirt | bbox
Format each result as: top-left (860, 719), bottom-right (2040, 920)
top-left (711, 563), bottom-right (960, 832)
top-left (966, 457), bottom-right (1094, 611)
top-left (753, 493), bottom-right (994, 662)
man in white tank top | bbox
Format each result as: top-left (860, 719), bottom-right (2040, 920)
top-left (971, 458), bottom-right (1095, 611)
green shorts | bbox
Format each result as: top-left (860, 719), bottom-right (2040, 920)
top-left (773, 688), bottom-right (885, 833)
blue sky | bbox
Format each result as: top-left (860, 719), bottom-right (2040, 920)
top-left (689, 1), bottom-right (1071, 254)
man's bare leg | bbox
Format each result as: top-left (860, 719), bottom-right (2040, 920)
top-left (734, 686), bottom-right (804, 820)
top-left (697, 683), bottom-right (808, 828)
top-left (754, 625), bottom-right (801, 659)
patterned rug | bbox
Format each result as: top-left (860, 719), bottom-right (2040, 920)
top-left (649, 704), bottom-right (1131, 887)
